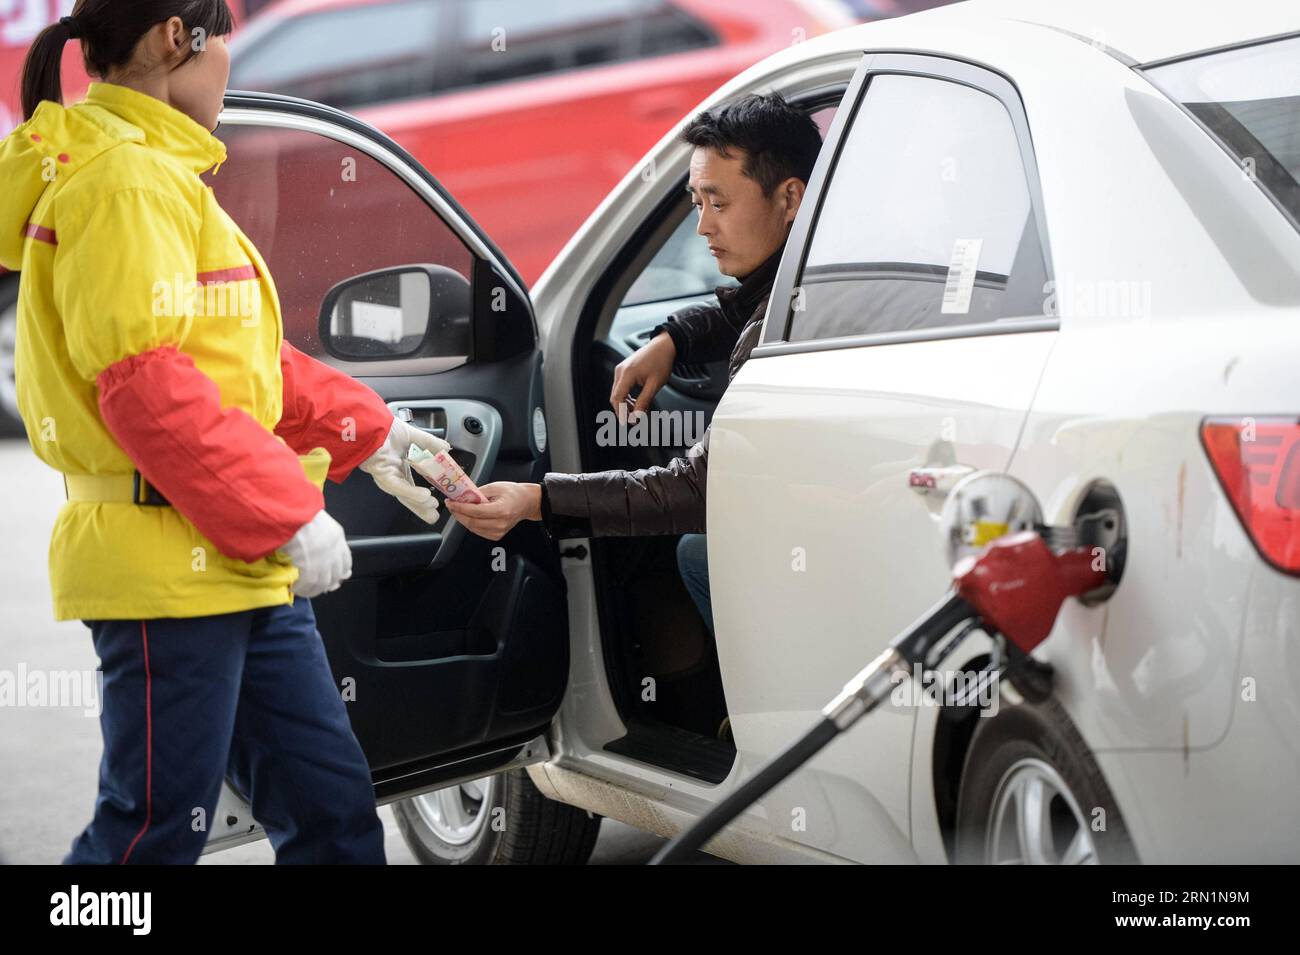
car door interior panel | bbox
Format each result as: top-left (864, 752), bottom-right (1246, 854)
top-left (210, 92), bottom-right (568, 799)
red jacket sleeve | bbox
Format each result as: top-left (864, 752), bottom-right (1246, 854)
top-left (96, 345), bottom-right (324, 563)
top-left (275, 342), bottom-right (393, 483)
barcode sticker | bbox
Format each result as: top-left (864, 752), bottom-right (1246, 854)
top-left (941, 238), bottom-right (983, 315)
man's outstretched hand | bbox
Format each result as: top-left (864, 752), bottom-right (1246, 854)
top-left (445, 482), bottom-right (543, 541)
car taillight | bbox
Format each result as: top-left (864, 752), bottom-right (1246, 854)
top-left (1201, 416), bottom-right (1300, 574)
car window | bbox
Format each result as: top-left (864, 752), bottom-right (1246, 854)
top-left (228, 0), bottom-right (441, 110)
top-left (452, 0), bottom-right (715, 89)
top-left (622, 210), bottom-right (737, 306)
top-left (788, 74), bottom-right (1049, 343)
top-left (622, 103), bottom-right (840, 307)
top-left (1145, 34), bottom-right (1300, 230)
top-left (205, 123), bottom-right (474, 367)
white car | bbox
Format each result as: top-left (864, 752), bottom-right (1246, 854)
top-left (200, 0), bottom-right (1300, 864)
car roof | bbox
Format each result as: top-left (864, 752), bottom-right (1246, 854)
top-left (834, 0), bottom-right (1300, 66)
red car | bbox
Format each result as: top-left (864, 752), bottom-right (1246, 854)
top-left (227, 0), bottom-right (856, 285)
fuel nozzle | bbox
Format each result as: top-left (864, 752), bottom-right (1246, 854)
top-left (823, 529), bottom-right (1108, 728)
top-left (953, 531), bottom-right (1108, 655)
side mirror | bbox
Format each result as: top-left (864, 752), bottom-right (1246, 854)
top-left (319, 264), bottom-right (471, 361)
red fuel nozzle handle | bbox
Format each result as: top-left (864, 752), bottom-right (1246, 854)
top-left (953, 531), bottom-right (1107, 654)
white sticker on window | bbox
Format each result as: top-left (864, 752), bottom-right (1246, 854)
top-left (941, 238), bottom-right (983, 315)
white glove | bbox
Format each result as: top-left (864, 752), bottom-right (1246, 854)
top-left (281, 510), bottom-right (352, 597)
top-left (359, 417), bottom-right (451, 524)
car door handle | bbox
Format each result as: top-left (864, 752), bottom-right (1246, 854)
top-left (908, 464), bottom-right (975, 497)
top-left (395, 405), bottom-right (446, 440)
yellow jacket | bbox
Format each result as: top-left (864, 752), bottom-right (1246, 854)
top-left (0, 82), bottom-right (390, 620)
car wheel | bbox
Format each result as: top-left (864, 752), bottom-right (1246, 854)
top-left (393, 768), bottom-right (602, 865)
top-left (0, 278), bottom-right (23, 436)
top-left (955, 696), bottom-right (1138, 864)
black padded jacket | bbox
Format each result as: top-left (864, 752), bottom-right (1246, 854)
top-left (540, 246), bottom-right (783, 538)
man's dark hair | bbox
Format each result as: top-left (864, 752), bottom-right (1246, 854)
top-left (680, 92), bottom-right (822, 196)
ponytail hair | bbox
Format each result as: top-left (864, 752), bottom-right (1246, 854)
top-left (19, 16), bottom-right (75, 121)
top-left (21, 0), bottom-right (234, 121)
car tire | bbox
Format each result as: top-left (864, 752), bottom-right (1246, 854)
top-left (954, 695), bottom-right (1138, 864)
top-left (393, 768), bottom-right (602, 865)
top-left (0, 276), bottom-right (24, 437)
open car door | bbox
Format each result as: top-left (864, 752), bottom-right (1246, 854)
top-left (200, 92), bottom-right (567, 850)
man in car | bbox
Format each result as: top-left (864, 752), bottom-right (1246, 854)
top-left (447, 93), bottom-right (823, 633)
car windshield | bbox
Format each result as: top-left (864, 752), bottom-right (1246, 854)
top-left (1145, 34), bottom-right (1300, 229)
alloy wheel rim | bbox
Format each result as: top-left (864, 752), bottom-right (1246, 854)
top-left (413, 775), bottom-right (496, 847)
top-left (987, 757), bottom-right (1097, 864)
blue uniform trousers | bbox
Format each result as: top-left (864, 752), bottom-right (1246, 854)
top-left (65, 596), bottom-right (385, 864)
